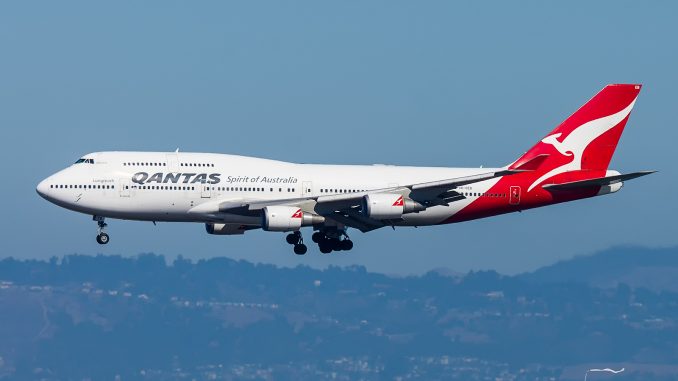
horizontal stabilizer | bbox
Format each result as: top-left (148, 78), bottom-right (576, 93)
top-left (542, 171), bottom-right (656, 191)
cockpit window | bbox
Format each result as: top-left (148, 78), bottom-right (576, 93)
top-left (74, 158), bottom-right (95, 164)
top-left (75, 159), bottom-right (86, 164)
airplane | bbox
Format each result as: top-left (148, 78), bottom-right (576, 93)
top-left (36, 84), bottom-right (654, 255)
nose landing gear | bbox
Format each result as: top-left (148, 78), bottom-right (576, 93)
top-left (94, 216), bottom-right (109, 245)
top-left (285, 231), bottom-right (307, 255)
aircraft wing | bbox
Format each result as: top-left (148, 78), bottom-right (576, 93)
top-left (202, 169), bottom-right (520, 232)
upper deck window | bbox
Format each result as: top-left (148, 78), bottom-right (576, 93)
top-left (74, 158), bottom-right (95, 164)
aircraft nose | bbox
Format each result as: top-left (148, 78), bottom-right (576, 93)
top-left (36, 178), bottom-right (50, 199)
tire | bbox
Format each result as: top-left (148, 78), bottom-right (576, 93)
top-left (293, 244), bottom-right (308, 255)
top-left (97, 233), bottom-right (109, 245)
top-left (311, 232), bottom-right (324, 243)
top-left (318, 242), bottom-right (332, 254)
top-left (340, 239), bottom-right (353, 251)
top-left (329, 238), bottom-right (342, 251)
top-left (286, 233), bottom-right (299, 245)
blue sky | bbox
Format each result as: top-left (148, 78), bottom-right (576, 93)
top-left (0, 1), bottom-right (674, 274)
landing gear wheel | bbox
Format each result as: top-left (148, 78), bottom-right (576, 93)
top-left (311, 232), bottom-right (323, 243)
top-left (94, 216), bottom-right (109, 245)
top-left (96, 233), bottom-right (109, 245)
top-left (293, 244), bottom-right (308, 255)
top-left (286, 233), bottom-right (299, 245)
top-left (340, 239), bottom-right (353, 251)
top-left (328, 238), bottom-right (342, 251)
top-left (318, 242), bottom-right (332, 254)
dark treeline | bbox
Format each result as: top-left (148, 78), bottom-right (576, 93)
top-left (0, 249), bottom-right (677, 380)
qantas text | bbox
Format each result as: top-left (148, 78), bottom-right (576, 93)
top-left (131, 173), bottom-right (299, 185)
top-left (132, 172), bottom-right (221, 185)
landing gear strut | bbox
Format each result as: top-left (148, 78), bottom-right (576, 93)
top-left (286, 231), bottom-right (307, 255)
top-left (314, 229), bottom-right (353, 254)
top-left (94, 216), bottom-right (109, 245)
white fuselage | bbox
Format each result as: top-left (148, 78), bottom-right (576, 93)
top-left (34, 85), bottom-right (650, 253)
top-left (37, 151), bottom-right (501, 227)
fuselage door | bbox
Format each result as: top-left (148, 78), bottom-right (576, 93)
top-left (119, 178), bottom-right (131, 197)
top-left (509, 186), bottom-right (521, 205)
top-left (166, 153), bottom-right (179, 173)
top-left (302, 181), bottom-right (313, 197)
top-left (201, 184), bottom-right (211, 199)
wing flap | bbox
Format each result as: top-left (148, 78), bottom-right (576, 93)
top-left (327, 209), bottom-right (385, 233)
top-left (408, 169), bottom-right (519, 204)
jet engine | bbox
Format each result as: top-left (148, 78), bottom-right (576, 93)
top-left (262, 206), bottom-right (325, 232)
top-left (362, 194), bottom-right (425, 220)
top-left (205, 223), bottom-right (247, 235)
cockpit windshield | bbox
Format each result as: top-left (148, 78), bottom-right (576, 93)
top-left (74, 158), bottom-right (95, 164)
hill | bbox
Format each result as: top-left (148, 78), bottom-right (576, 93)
top-left (520, 246), bottom-right (678, 291)
top-left (0, 249), bottom-right (677, 380)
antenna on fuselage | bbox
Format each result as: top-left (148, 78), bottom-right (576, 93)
top-left (175, 148), bottom-right (180, 153)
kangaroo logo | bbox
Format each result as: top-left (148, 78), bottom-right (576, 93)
top-left (528, 98), bottom-right (637, 192)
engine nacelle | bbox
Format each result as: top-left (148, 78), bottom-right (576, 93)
top-left (362, 194), bottom-right (425, 220)
top-left (262, 206), bottom-right (325, 232)
top-left (205, 223), bottom-right (246, 235)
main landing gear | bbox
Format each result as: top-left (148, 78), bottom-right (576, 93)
top-left (285, 230), bottom-right (353, 255)
top-left (311, 230), bottom-right (353, 254)
top-left (94, 216), bottom-right (109, 245)
top-left (285, 231), bottom-right (308, 255)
